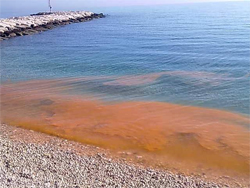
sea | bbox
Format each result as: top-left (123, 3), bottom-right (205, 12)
top-left (1, 1), bottom-right (250, 115)
top-left (1, 2), bottom-right (250, 178)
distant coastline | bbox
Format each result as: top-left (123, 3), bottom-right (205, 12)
top-left (0, 11), bottom-right (105, 41)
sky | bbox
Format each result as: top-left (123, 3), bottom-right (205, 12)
top-left (1, 0), bottom-right (248, 7)
top-left (0, 0), bottom-right (249, 17)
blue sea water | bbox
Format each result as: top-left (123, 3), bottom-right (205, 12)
top-left (1, 2), bottom-right (250, 115)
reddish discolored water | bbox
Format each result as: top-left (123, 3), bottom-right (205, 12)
top-left (1, 79), bottom-right (249, 182)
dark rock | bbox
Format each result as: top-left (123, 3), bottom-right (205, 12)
top-left (3, 31), bottom-right (12, 35)
top-left (92, 13), bottom-right (105, 18)
top-left (69, 19), bottom-right (75, 23)
top-left (16, 27), bottom-right (26, 31)
top-left (40, 24), bottom-right (48, 28)
top-left (34, 27), bottom-right (48, 32)
top-left (1, 34), bottom-right (7, 38)
top-left (53, 21), bottom-right (61, 26)
top-left (93, 13), bottom-right (101, 18)
top-left (11, 29), bottom-right (22, 33)
top-left (44, 24), bottom-right (55, 29)
top-left (31, 12), bottom-right (53, 16)
top-left (60, 21), bottom-right (70, 25)
top-left (99, 13), bottom-right (105, 18)
top-left (22, 32), bottom-right (30, 35)
top-left (0, 32), bottom-right (6, 37)
top-left (22, 30), bottom-right (37, 35)
top-left (15, 32), bottom-right (23, 36)
top-left (72, 19), bottom-right (80, 23)
top-left (4, 31), bottom-right (17, 37)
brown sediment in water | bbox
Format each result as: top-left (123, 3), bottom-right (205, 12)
top-left (1, 79), bottom-right (249, 181)
top-left (63, 70), bottom-right (239, 87)
top-left (5, 70), bottom-right (232, 88)
top-left (102, 71), bottom-right (231, 86)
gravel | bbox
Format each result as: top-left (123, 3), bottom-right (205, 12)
top-left (0, 124), bottom-right (238, 188)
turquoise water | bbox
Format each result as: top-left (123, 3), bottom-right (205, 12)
top-left (1, 2), bottom-right (250, 115)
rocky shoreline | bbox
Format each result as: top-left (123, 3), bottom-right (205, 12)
top-left (0, 11), bottom-right (105, 41)
top-left (1, 123), bottom-right (246, 188)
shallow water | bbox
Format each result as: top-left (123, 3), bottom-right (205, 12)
top-left (1, 2), bottom-right (250, 114)
top-left (1, 80), bottom-right (250, 176)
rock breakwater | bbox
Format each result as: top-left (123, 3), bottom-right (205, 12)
top-left (0, 11), bottom-right (105, 41)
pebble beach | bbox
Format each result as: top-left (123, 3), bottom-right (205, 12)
top-left (0, 124), bottom-right (247, 188)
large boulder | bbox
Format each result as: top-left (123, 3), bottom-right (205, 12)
top-left (8, 33), bottom-right (16, 37)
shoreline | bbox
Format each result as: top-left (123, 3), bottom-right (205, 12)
top-left (1, 123), bottom-right (245, 188)
top-left (0, 11), bottom-right (105, 41)
top-left (1, 79), bottom-right (249, 185)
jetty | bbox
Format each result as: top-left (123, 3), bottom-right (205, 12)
top-left (0, 11), bottom-right (105, 41)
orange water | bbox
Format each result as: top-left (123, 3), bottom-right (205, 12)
top-left (1, 80), bottom-right (249, 179)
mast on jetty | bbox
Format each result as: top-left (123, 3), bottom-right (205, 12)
top-left (48, 0), bottom-right (52, 13)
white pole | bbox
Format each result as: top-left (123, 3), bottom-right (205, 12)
top-left (48, 0), bottom-right (52, 13)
